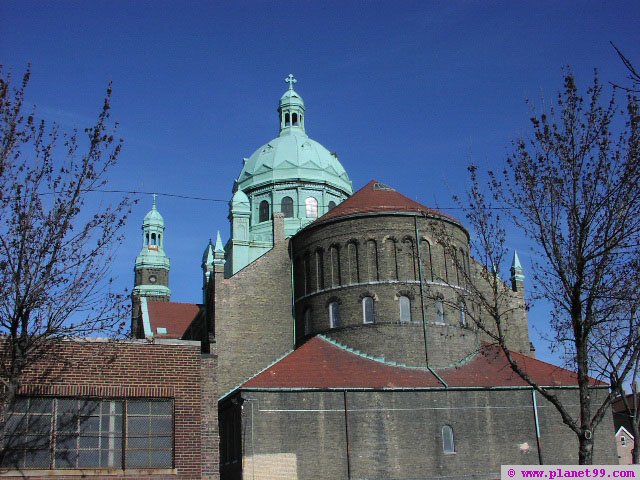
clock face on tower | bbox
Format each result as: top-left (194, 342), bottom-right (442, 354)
top-left (148, 275), bottom-right (157, 284)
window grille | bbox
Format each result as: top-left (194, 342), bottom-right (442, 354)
top-left (1, 397), bottom-right (173, 470)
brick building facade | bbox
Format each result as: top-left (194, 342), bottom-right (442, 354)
top-left (1, 339), bottom-right (218, 480)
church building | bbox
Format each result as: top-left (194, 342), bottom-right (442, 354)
top-left (128, 76), bottom-right (617, 479)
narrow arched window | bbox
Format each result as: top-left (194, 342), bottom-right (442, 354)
top-left (305, 197), bottom-right (318, 218)
top-left (285, 112), bottom-right (290, 126)
top-left (399, 296), bottom-right (411, 323)
top-left (304, 308), bottom-right (312, 335)
top-left (151, 233), bottom-right (157, 246)
top-left (328, 201), bottom-right (337, 211)
top-left (435, 300), bottom-right (444, 324)
top-left (442, 425), bottom-right (455, 454)
top-left (281, 196), bottom-right (294, 218)
top-left (292, 113), bottom-right (298, 125)
top-left (459, 301), bottom-right (466, 327)
top-left (362, 297), bottom-right (375, 324)
top-left (259, 200), bottom-right (270, 223)
top-left (329, 302), bottom-right (341, 328)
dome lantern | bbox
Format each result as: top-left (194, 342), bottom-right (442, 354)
top-left (278, 74), bottom-right (305, 135)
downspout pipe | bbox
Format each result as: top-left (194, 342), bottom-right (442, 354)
top-left (414, 215), bottom-right (429, 366)
top-left (532, 389), bottom-right (544, 464)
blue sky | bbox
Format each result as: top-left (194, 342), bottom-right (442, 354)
top-left (2, 1), bottom-right (639, 363)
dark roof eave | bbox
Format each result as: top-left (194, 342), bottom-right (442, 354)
top-left (298, 209), bottom-right (469, 240)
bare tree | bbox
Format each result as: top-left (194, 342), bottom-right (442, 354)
top-left (439, 72), bottom-right (640, 464)
top-left (0, 67), bottom-right (132, 425)
top-left (611, 42), bottom-right (640, 93)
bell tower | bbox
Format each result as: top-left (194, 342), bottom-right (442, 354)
top-left (131, 195), bottom-right (171, 337)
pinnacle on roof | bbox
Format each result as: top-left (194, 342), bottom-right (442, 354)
top-left (214, 231), bottom-right (225, 254)
top-left (511, 250), bottom-right (525, 281)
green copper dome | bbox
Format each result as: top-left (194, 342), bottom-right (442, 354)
top-left (143, 194), bottom-right (164, 226)
top-left (236, 133), bottom-right (351, 194)
top-left (227, 75), bottom-right (353, 275)
top-left (235, 74), bottom-right (351, 196)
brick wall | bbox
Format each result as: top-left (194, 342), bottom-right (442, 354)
top-left (290, 213), bottom-right (532, 367)
top-left (231, 388), bottom-right (617, 480)
top-left (2, 338), bottom-right (209, 480)
top-left (215, 240), bottom-right (294, 396)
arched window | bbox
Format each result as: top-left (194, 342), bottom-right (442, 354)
top-left (362, 297), bottom-right (375, 324)
top-left (259, 200), bottom-right (270, 223)
top-left (281, 196), bottom-right (294, 218)
top-left (329, 302), bottom-right (341, 328)
top-left (435, 300), bottom-right (445, 324)
top-left (292, 113), bottom-right (298, 125)
top-left (150, 233), bottom-right (157, 246)
top-left (305, 197), bottom-right (318, 218)
top-left (315, 249), bottom-right (324, 290)
top-left (442, 425), bottom-right (455, 454)
top-left (304, 308), bottom-right (312, 335)
top-left (328, 201), bottom-right (337, 211)
top-left (399, 296), bottom-right (411, 323)
top-left (285, 112), bottom-right (290, 126)
top-left (459, 301), bottom-right (466, 327)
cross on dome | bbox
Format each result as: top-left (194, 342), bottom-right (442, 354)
top-left (285, 74), bottom-right (297, 90)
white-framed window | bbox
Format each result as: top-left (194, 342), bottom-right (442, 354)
top-left (329, 302), bottom-right (341, 328)
top-left (362, 297), bottom-right (375, 324)
top-left (2, 397), bottom-right (173, 470)
top-left (305, 197), bottom-right (318, 218)
top-left (459, 301), bottom-right (466, 327)
top-left (399, 296), bottom-right (411, 323)
top-left (435, 300), bottom-right (445, 324)
top-left (442, 425), bottom-right (455, 454)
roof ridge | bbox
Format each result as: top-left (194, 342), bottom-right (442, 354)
top-left (147, 300), bottom-right (202, 307)
top-left (219, 347), bottom-right (295, 402)
top-left (318, 335), bottom-right (432, 371)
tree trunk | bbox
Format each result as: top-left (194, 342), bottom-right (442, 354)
top-left (578, 431), bottom-right (594, 464)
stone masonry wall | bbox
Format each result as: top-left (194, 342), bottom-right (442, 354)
top-left (215, 240), bottom-right (294, 396)
top-left (233, 388), bottom-right (617, 480)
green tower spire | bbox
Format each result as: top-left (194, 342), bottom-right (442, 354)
top-left (131, 195), bottom-right (171, 337)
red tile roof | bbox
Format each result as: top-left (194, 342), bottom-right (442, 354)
top-left (316, 180), bottom-right (460, 224)
top-left (243, 336), bottom-right (442, 389)
top-left (438, 345), bottom-right (596, 388)
top-left (145, 300), bottom-right (201, 339)
top-left (241, 336), bottom-right (600, 390)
